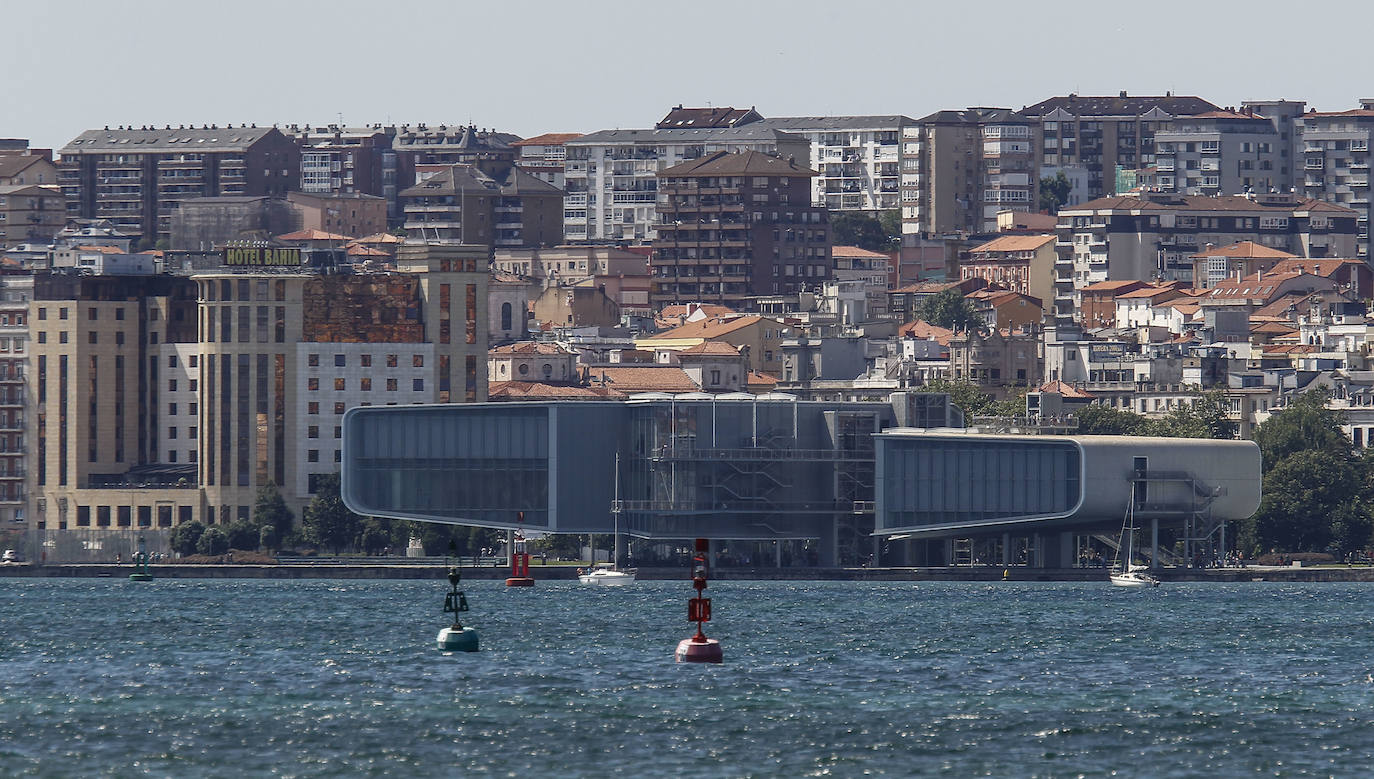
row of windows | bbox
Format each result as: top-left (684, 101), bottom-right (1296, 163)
top-left (307, 353), bottom-right (423, 368)
top-left (306, 377), bottom-right (423, 392)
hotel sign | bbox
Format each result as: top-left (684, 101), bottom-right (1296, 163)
top-left (222, 247), bottom-right (302, 267)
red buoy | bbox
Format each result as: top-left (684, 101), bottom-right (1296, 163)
top-left (676, 538), bottom-right (722, 663)
top-left (506, 519), bottom-right (535, 587)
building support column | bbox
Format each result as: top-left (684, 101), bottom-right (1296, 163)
top-left (1151, 518), bottom-right (1159, 570)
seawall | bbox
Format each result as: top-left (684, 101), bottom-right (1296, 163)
top-left (4, 563), bottom-right (1374, 582)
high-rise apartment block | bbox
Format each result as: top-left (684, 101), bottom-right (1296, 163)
top-left (1298, 101), bottom-right (1374, 260)
top-left (1022, 93), bottom-right (1219, 199)
top-left (752, 116), bottom-right (914, 212)
top-left (902, 108), bottom-right (1038, 235)
top-left (1154, 109), bottom-right (1286, 196)
top-left (564, 125), bottom-right (809, 243)
top-left (651, 151), bottom-right (829, 307)
top-left (1053, 193), bottom-right (1357, 324)
top-left (58, 126), bottom-right (301, 247)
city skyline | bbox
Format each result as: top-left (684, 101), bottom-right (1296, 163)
top-left (7, 0), bottom-right (1374, 149)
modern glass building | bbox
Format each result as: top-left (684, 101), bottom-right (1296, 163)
top-left (342, 392), bottom-right (958, 566)
top-left (341, 397), bottom-right (1261, 568)
top-left (875, 431), bottom-right (1262, 566)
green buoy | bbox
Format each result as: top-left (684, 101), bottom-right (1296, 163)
top-left (129, 535), bottom-right (153, 582)
top-left (437, 544), bottom-right (478, 652)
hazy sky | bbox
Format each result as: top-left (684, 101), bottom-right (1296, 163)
top-left (7, 0), bottom-right (1374, 150)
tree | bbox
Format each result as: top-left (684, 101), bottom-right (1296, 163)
top-left (915, 378), bottom-right (995, 419)
top-left (300, 474), bottom-right (364, 553)
top-left (1241, 449), bottom-right (1368, 555)
top-left (1236, 388), bottom-right (1373, 555)
top-left (916, 289), bottom-right (983, 333)
top-left (357, 518), bottom-right (392, 556)
top-left (1039, 171), bottom-right (1072, 214)
top-left (259, 524), bottom-right (278, 554)
top-left (830, 211), bottom-right (899, 253)
top-left (1254, 388), bottom-right (1348, 465)
top-left (197, 526), bottom-right (230, 556)
top-left (1149, 391), bottom-right (1238, 439)
top-left (253, 482), bottom-right (294, 545)
top-left (169, 520), bottom-right (205, 556)
top-left (1074, 404), bottom-right (1152, 436)
top-left (225, 520), bottom-right (259, 551)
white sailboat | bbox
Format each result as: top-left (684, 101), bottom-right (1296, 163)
top-left (579, 454), bottom-right (636, 585)
top-left (1110, 498), bottom-right (1160, 588)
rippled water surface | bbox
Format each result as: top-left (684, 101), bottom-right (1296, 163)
top-left (3, 578), bottom-right (1374, 776)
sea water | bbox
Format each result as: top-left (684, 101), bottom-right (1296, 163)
top-left (2, 578), bottom-right (1373, 777)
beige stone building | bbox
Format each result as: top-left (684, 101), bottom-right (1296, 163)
top-left (27, 243), bottom-right (488, 533)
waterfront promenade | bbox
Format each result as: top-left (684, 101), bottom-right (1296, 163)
top-left (3, 562), bottom-right (1372, 582)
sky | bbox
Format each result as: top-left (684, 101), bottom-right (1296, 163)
top-left (6, 0), bottom-right (1374, 150)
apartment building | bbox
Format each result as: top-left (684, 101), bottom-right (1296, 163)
top-left (564, 125), bottom-right (810, 243)
top-left (398, 158), bottom-right (563, 250)
top-left (26, 242), bottom-right (488, 531)
top-left (391, 124), bottom-right (521, 187)
top-left (832, 246), bottom-right (892, 317)
top-left (512, 133), bottom-right (582, 189)
top-left (286, 191), bottom-right (387, 238)
top-left (752, 116), bottom-right (914, 212)
top-left (651, 150), bottom-right (829, 307)
top-left (1053, 193), bottom-right (1357, 326)
top-left (492, 245), bottom-right (651, 313)
top-left (282, 124), bottom-right (399, 223)
top-left (1154, 109), bottom-right (1285, 195)
top-left (58, 126), bottom-right (300, 247)
top-left (1022, 93), bottom-right (1219, 198)
top-left (0, 275), bottom-right (30, 524)
top-left (0, 184), bottom-right (65, 247)
top-left (959, 234), bottom-right (1056, 314)
top-left (902, 108), bottom-right (1038, 235)
top-left (1298, 102), bottom-right (1374, 260)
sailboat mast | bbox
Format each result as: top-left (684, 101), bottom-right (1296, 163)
top-left (613, 452), bottom-right (621, 571)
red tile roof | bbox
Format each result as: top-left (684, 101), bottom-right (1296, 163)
top-left (276, 228), bottom-right (352, 242)
top-left (648, 314), bottom-right (772, 341)
top-left (488, 381), bottom-right (624, 400)
top-left (898, 320), bottom-right (955, 345)
top-left (583, 366), bottom-right (700, 393)
top-left (511, 133), bottom-right (583, 146)
top-left (1037, 380), bottom-right (1095, 399)
top-left (489, 342), bottom-right (574, 356)
top-left (1190, 241), bottom-right (1295, 259)
top-left (969, 234), bottom-right (1055, 253)
top-left (832, 245), bottom-right (891, 259)
top-left (678, 342), bottom-right (740, 356)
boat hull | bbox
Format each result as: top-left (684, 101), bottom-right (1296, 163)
top-left (1110, 572), bottom-right (1160, 588)
top-left (578, 572), bottom-right (635, 585)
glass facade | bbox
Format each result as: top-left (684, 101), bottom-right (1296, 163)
top-left (878, 436), bottom-right (1081, 533)
top-left (345, 405), bottom-right (551, 527)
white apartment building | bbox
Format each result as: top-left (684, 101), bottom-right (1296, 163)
top-left (1298, 102), bottom-right (1374, 260)
top-left (753, 116), bottom-right (914, 212)
top-left (1154, 109), bottom-right (1285, 196)
top-left (562, 125), bottom-right (810, 242)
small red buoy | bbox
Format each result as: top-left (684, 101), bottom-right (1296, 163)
top-left (676, 538), bottom-right (722, 663)
top-left (506, 518), bottom-right (535, 587)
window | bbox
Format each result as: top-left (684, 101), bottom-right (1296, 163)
top-left (413, 378), bottom-right (424, 391)
top-left (37, 308), bottom-right (45, 321)
top-left (360, 354), bottom-right (372, 367)
top-left (333, 426), bottom-right (342, 439)
top-left (333, 378), bottom-right (345, 391)
top-left (308, 378), bottom-right (319, 391)
top-left (169, 403), bottom-right (177, 416)
top-left (168, 379), bottom-right (177, 392)
top-left (308, 353), bottom-right (319, 367)
top-left (386, 378), bottom-right (398, 391)
top-left (168, 427), bottom-right (178, 439)
top-left (308, 425), bottom-right (319, 439)
top-left (335, 354), bottom-right (346, 367)
top-left (307, 450), bottom-right (319, 463)
top-left (386, 354), bottom-right (398, 367)
top-left (188, 379), bottom-right (197, 391)
top-left (360, 377), bottom-right (372, 391)
top-left (189, 426), bottom-right (196, 439)
top-left (59, 332), bottom-right (67, 344)
top-left (413, 355), bottom-right (424, 367)
top-left (88, 308), bottom-right (98, 321)
top-left (308, 402), bottom-right (319, 414)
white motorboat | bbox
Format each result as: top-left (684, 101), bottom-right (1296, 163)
top-left (578, 562), bottom-right (636, 585)
top-left (1110, 500), bottom-right (1160, 588)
